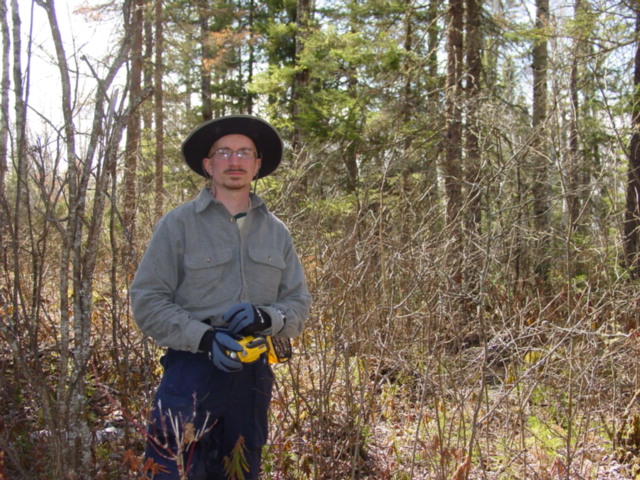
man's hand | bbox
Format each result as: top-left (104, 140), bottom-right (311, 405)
top-left (208, 329), bottom-right (243, 373)
top-left (223, 303), bottom-right (272, 336)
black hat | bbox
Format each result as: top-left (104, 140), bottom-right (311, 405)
top-left (181, 114), bottom-right (283, 178)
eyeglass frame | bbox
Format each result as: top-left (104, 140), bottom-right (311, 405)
top-left (209, 147), bottom-right (258, 160)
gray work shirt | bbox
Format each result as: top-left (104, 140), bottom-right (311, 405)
top-left (130, 187), bottom-right (312, 353)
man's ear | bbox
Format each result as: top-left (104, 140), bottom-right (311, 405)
top-left (202, 158), bottom-right (211, 178)
top-left (254, 159), bottom-right (262, 179)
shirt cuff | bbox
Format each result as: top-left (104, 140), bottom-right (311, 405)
top-left (260, 305), bottom-right (286, 335)
top-left (187, 320), bottom-right (215, 353)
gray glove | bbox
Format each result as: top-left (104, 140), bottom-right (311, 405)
top-left (205, 329), bottom-right (243, 373)
top-left (223, 302), bottom-right (272, 336)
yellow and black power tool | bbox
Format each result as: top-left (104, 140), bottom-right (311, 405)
top-left (229, 335), bottom-right (292, 364)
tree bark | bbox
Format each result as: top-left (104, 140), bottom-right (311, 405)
top-left (427, 0), bottom-right (440, 94)
top-left (0, 0), bottom-right (8, 203)
top-left (292, 0), bottom-right (311, 148)
top-left (143, 5), bottom-right (153, 130)
top-left (247, 0), bottom-right (256, 112)
top-left (444, 0), bottom-right (464, 281)
top-left (123, 0), bottom-right (144, 246)
top-left (465, 0), bottom-right (482, 234)
top-left (463, 0), bottom-right (483, 293)
top-left (154, 0), bottom-right (164, 222)
top-left (567, 10), bottom-right (580, 232)
top-left (531, 0), bottom-right (550, 284)
top-left (624, 4), bottom-right (640, 278)
top-left (198, 0), bottom-right (213, 120)
top-left (290, 0), bottom-right (312, 194)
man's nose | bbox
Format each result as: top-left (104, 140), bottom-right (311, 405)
top-left (228, 152), bottom-right (242, 163)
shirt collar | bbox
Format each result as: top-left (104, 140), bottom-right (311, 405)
top-left (195, 187), bottom-right (265, 214)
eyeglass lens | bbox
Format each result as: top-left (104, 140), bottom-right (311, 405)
top-left (214, 148), bottom-right (255, 159)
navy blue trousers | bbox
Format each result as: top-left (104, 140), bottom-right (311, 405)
top-left (144, 349), bottom-right (274, 479)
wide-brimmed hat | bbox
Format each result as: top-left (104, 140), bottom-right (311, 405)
top-left (181, 114), bottom-right (283, 178)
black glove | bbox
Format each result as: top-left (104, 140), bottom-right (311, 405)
top-left (200, 329), bottom-right (243, 373)
top-left (223, 303), bottom-right (272, 336)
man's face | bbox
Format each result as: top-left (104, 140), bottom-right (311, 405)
top-left (203, 134), bottom-right (261, 192)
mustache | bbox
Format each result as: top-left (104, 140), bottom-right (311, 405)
top-left (224, 168), bottom-right (248, 174)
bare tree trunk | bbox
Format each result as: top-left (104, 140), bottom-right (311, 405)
top-left (427, 0), bottom-right (441, 93)
top-left (397, 0), bottom-right (417, 242)
top-left (342, 17), bottom-right (360, 194)
top-left (36, 0), bottom-right (89, 475)
top-left (292, 0), bottom-right (311, 149)
top-left (401, 0), bottom-right (414, 166)
top-left (143, 5), bottom-right (153, 130)
top-left (564, 0), bottom-right (588, 284)
top-left (444, 0), bottom-right (464, 282)
top-left (465, 0), bottom-right (482, 235)
top-left (342, 134), bottom-right (359, 193)
top-left (624, 4), bottom-right (640, 278)
top-left (420, 0), bottom-right (443, 213)
top-left (568, 0), bottom-right (595, 239)
top-left (154, 0), bottom-right (164, 222)
top-left (247, 0), bottom-right (256, 112)
top-left (10, 3), bottom-right (36, 441)
top-left (123, 0), bottom-right (144, 247)
top-left (8, 4), bottom-right (31, 465)
top-left (199, 0), bottom-right (213, 120)
top-left (0, 0), bottom-right (8, 203)
top-left (463, 0), bottom-right (483, 296)
top-left (290, 0), bottom-right (312, 194)
top-left (11, 0), bottom-right (26, 194)
top-left (531, 0), bottom-right (551, 285)
top-left (567, 26), bottom-right (580, 232)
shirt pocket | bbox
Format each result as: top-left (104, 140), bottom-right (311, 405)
top-left (247, 244), bottom-right (286, 301)
top-left (180, 246), bottom-right (235, 308)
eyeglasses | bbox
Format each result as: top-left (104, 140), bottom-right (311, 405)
top-left (210, 148), bottom-right (257, 160)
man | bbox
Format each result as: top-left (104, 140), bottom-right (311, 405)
top-left (130, 114), bottom-right (311, 479)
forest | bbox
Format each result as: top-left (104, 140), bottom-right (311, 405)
top-left (1, 0), bottom-right (640, 478)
